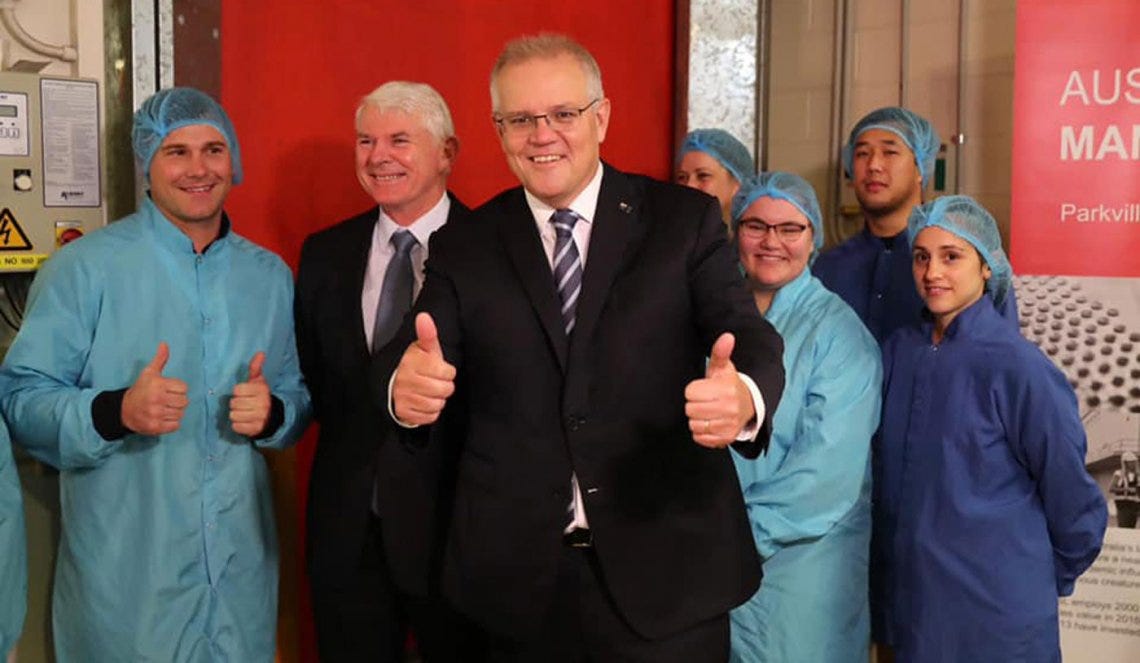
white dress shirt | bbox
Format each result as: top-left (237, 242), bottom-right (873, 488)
top-left (523, 163), bottom-right (765, 531)
top-left (523, 160), bottom-right (601, 270)
top-left (361, 193), bottom-right (451, 348)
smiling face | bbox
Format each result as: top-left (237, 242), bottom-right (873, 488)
top-left (676, 150), bottom-right (740, 222)
top-left (850, 128), bottom-right (923, 222)
top-left (912, 225), bottom-right (992, 335)
top-left (737, 196), bottom-right (814, 306)
top-left (148, 124), bottom-right (233, 232)
top-left (355, 106), bottom-right (457, 225)
top-left (492, 53), bottom-right (610, 209)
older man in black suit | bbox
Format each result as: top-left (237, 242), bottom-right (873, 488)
top-left (296, 81), bottom-right (477, 662)
top-left (382, 35), bottom-right (786, 662)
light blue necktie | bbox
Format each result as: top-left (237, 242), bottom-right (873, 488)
top-left (372, 229), bottom-right (418, 516)
top-left (371, 229), bottom-right (418, 355)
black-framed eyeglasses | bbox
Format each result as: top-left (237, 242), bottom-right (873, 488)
top-left (738, 218), bottom-right (810, 241)
top-left (493, 99), bottom-right (600, 135)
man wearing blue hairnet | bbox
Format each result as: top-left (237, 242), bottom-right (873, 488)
top-left (0, 87), bottom-right (311, 661)
top-left (813, 107), bottom-right (1015, 343)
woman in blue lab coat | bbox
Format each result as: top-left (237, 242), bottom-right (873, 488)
top-left (729, 172), bottom-right (882, 662)
top-left (873, 195), bottom-right (1107, 662)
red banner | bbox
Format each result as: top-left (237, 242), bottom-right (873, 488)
top-left (1012, 3), bottom-right (1140, 661)
top-left (1010, 0), bottom-right (1140, 276)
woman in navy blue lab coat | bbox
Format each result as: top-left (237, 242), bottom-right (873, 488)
top-left (873, 196), bottom-right (1107, 662)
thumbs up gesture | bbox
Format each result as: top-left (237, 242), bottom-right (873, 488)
top-left (122, 342), bottom-right (190, 435)
top-left (392, 313), bottom-right (456, 426)
top-left (684, 333), bottom-right (756, 448)
top-left (230, 351), bottom-right (272, 437)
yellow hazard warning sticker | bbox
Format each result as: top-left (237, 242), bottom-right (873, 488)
top-left (0, 208), bottom-right (33, 250)
top-left (0, 254), bottom-right (47, 271)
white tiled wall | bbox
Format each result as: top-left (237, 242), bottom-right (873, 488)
top-left (961, 0), bottom-right (1017, 247)
top-left (767, 0), bottom-right (840, 223)
top-left (765, 0), bottom-right (1018, 248)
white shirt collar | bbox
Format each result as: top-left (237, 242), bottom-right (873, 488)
top-left (375, 192), bottom-right (451, 247)
top-left (523, 161), bottom-right (604, 225)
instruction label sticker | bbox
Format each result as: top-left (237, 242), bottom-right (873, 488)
top-left (41, 78), bottom-right (100, 208)
top-left (0, 208), bottom-right (32, 249)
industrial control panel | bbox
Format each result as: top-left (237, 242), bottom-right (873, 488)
top-left (0, 72), bottom-right (103, 271)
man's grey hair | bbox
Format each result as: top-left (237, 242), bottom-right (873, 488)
top-left (356, 81), bottom-right (455, 143)
top-left (490, 33), bottom-right (605, 112)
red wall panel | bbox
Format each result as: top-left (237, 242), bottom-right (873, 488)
top-left (221, 2), bottom-right (676, 266)
top-left (220, 3), bottom-right (675, 660)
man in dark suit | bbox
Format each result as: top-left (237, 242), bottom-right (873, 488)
top-left (296, 81), bottom-right (477, 662)
top-left (381, 36), bottom-right (785, 662)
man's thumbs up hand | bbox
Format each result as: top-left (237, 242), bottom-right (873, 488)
top-left (230, 351), bottom-right (271, 437)
top-left (122, 342), bottom-right (189, 436)
top-left (392, 313), bottom-right (456, 426)
top-left (683, 333), bottom-right (756, 448)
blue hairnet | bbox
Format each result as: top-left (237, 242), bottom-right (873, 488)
top-left (677, 129), bottom-right (755, 183)
top-left (731, 171), bottom-right (824, 252)
top-left (907, 195), bottom-right (1012, 307)
top-left (841, 107), bottom-right (939, 185)
top-left (132, 87), bottom-right (243, 184)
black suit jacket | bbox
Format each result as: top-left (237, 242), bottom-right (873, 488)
top-left (379, 166), bottom-right (785, 640)
top-left (298, 196), bottom-right (469, 596)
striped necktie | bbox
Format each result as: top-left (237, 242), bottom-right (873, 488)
top-left (551, 209), bottom-right (587, 532)
top-left (550, 209), bottom-right (583, 335)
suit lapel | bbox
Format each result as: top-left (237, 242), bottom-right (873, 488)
top-left (572, 167), bottom-right (644, 354)
top-left (345, 209), bottom-right (379, 359)
top-left (498, 190), bottom-right (570, 370)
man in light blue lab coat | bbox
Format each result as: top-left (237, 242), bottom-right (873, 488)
top-left (0, 87), bottom-right (311, 662)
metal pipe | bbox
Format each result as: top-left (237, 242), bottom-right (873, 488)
top-left (955, 0), bottom-right (969, 193)
top-left (827, 0), bottom-right (854, 243)
top-left (0, 0), bottom-right (78, 63)
top-left (900, 0), bottom-right (910, 106)
top-left (755, 0), bottom-right (771, 172)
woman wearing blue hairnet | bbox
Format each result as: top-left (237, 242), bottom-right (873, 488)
top-left (874, 195), bottom-right (1106, 662)
top-left (728, 172), bottom-right (881, 661)
top-left (676, 129), bottom-right (755, 227)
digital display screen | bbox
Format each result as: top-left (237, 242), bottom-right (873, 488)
top-left (0, 105), bottom-right (16, 117)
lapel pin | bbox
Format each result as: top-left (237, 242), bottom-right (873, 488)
top-left (618, 202), bottom-right (632, 214)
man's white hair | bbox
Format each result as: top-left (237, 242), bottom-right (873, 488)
top-left (356, 81), bottom-right (455, 143)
